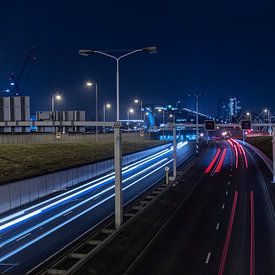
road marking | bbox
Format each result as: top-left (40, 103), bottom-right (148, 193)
top-left (16, 233), bottom-right (31, 242)
top-left (63, 210), bottom-right (72, 217)
top-left (205, 252), bottom-right (211, 264)
top-left (218, 191), bottom-right (238, 275)
top-left (250, 191), bottom-right (255, 275)
top-left (228, 181), bottom-right (230, 185)
top-left (0, 263), bottom-right (18, 274)
top-left (226, 191), bottom-right (228, 196)
top-left (216, 223), bottom-right (220, 230)
top-left (222, 203), bottom-right (225, 209)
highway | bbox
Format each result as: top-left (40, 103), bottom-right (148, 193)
top-left (0, 141), bottom-right (194, 274)
top-left (126, 139), bottom-right (275, 275)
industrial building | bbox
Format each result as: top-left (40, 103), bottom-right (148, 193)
top-left (0, 96), bottom-right (30, 132)
top-left (0, 96), bottom-right (86, 133)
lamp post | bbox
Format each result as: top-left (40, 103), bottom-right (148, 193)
top-left (159, 108), bottom-right (165, 138)
top-left (127, 108), bottom-right (134, 132)
top-left (264, 109), bottom-right (272, 136)
top-left (103, 103), bottom-right (111, 133)
top-left (134, 99), bottom-right (143, 120)
top-left (79, 47), bottom-right (157, 122)
top-left (51, 94), bottom-right (62, 113)
top-left (51, 94), bottom-right (62, 133)
top-left (86, 81), bottom-right (98, 142)
top-left (188, 94), bottom-right (204, 154)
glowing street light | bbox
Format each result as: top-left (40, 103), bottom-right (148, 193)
top-left (264, 108), bottom-right (272, 135)
top-left (51, 94), bottom-right (62, 113)
top-left (79, 47), bottom-right (157, 122)
top-left (86, 81), bottom-right (98, 141)
top-left (103, 103), bottom-right (111, 122)
top-left (134, 98), bottom-right (143, 120)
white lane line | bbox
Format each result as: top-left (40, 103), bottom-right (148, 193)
top-left (216, 223), bottom-right (220, 230)
top-left (205, 252), bottom-right (211, 264)
top-left (228, 181), bottom-right (231, 185)
top-left (222, 203), bottom-right (225, 209)
top-left (229, 174), bottom-right (232, 177)
top-left (226, 191), bottom-right (228, 196)
top-left (63, 211), bottom-right (72, 217)
top-left (16, 233), bottom-right (31, 242)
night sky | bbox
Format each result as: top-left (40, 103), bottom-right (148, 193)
top-left (0, 0), bottom-right (275, 120)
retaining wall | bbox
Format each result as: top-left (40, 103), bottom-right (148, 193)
top-left (0, 143), bottom-right (171, 214)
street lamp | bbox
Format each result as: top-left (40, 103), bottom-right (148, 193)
top-left (188, 94), bottom-right (204, 154)
top-left (79, 47), bottom-right (157, 121)
top-left (127, 108), bottom-right (134, 132)
top-left (103, 103), bottom-right (111, 133)
top-left (86, 81), bottom-right (98, 141)
top-left (264, 108), bottom-right (272, 135)
top-left (134, 98), bottom-right (143, 120)
top-left (51, 94), bottom-right (62, 114)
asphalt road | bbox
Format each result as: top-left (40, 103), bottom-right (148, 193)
top-left (126, 139), bottom-right (275, 275)
top-left (0, 141), bottom-right (194, 274)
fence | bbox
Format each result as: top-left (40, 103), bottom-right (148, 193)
top-left (0, 143), bottom-right (171, 214)
top-left (0, 132), bottom-right (150, 145)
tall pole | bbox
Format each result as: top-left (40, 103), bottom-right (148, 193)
top-left (127, 111), bottom-right (130, 132)
top-left (173, 125), bottom-right (177, 179)
top-left (114, 123), bottom-right (122, 228)
top-left (269, 110), bottom-right (272, 136)
top-left (116, 60), bottom-right (120, 121)
top-left (95, 83), bottom-right (98, 142)
top-left (140, 100), bottom-right (143, 121)
top-left (162, 110), bottom-right (165, 138)
top-left (196, 95), bottom-right (199, 154)
top-left (51, 97), bottom-right (54, 113)
top-left (272, 126), bottom-right (275, 183)
top-left (103, 105), bottom-right (106, 134)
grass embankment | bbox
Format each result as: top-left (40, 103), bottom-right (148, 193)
top-left (0, 140), bottom-right (168, 185)
top-left (247, 136), bottom-right (272, 160)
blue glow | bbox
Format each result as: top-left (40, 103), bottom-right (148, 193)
top-left (0, 143), bottom-right (189, 261)
top-left (0, 147), bottom-right (172, 231)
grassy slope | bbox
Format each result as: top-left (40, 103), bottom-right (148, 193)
top-left (0, 140), bottom-right (168, 185)
top-left (246, 136), bottom-right (272, 160)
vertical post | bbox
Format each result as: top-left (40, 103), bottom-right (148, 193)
top-left (140, 100), bottom-right (143, 121)
top-left (196, 96), bottom-right (199, 154)
top-left (162, 110), bottom-right (165, 139)
top-left (127, 111), bottom-right (130, 132)
top-left (51, 97), bottom-right (55, 132)
top-left (51, 97), bottom-right (54, 113)
top-left (95, 84), bottom-right (98, 142)
top-left (207, 130), bottom-right (209, 145)
top-left (272, 126), bottom-right (275, 183)
top-left (103, 105), bottom-right (106, 134)
top-left (173, 125), bottom-right (177, 179)
top-left (269, 111), bottom-right (272, 136)
top-left (242, 130), bottom-right (245, 144)
top-left (116, 60), bottom-right (120, 121)
top-left (165, 167), bottom-right (170, 184)
top-left (114, 123), bottom-right (122, 229)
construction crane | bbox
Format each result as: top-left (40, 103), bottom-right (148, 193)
top-left (2, 47), bottom-right (37, 96)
